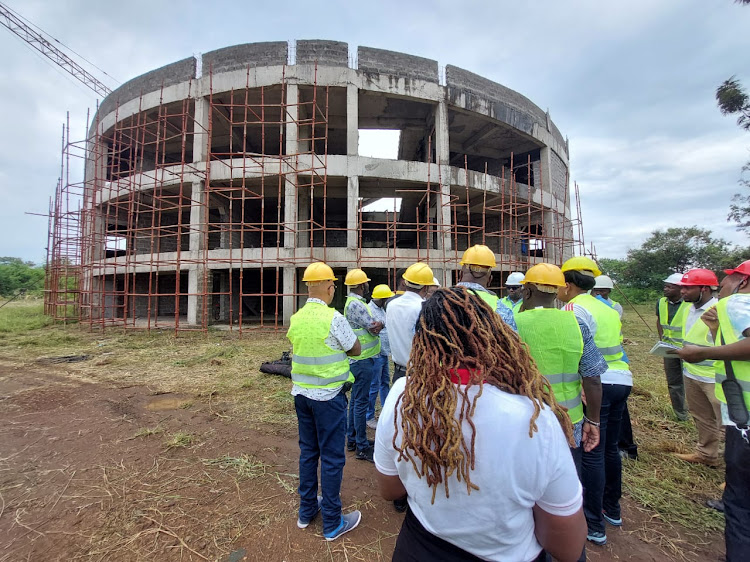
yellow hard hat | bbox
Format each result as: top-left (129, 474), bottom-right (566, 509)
top-left (560, 256), bottom-right (602, 278)
top-left (371, 284), bottom-right (395, 299)
top-left (302, 262), bottom-right (337, 282)
top-left (344, 268), bottom-right (371, 286)
top-left (521, 263), bottom-right (566, 287)
top-left (460, 244), bottom-right (497, 268)
top-left (402, 263), bottom-right (435, 286)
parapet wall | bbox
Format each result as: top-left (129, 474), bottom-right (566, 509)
top-left (202, 42), bottom-right (288, 75)
top-left (296, 40), bottom-right (348, 67)
top-left (357, 46), bottom-right (439, 84)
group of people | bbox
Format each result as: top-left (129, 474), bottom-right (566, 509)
top-left (656, 265), bottom-right (750, 561)
top-left (285, 247), bottom-right (750, 561)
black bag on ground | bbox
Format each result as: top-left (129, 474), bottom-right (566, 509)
top-left (259, 351), bottom-right (292, 378)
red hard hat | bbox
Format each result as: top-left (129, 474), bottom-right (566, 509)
top-left (724, 260), bottom-right (750, 277)
top-left (679, 268), bottom-right (719, 287)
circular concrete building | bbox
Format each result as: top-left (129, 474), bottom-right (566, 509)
top-left (79, 40), bottom-right (572, 330)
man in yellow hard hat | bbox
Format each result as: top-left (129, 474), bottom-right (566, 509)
top-left (456, 244), bottom-right (517, 330)
top-left (343, 268), bottom-right (384, 463)
top-left (384, 262), bottom-right (436, 512)
top-left (386, 263), bottom-right (437, 385)
top-left (558, 256), bottom-right (632, 546)
top-left (674, 259), bottom-right (750, 561)
top-left (366, 284), bottom-right (395, 430)
top-left (287, 262), bottom-right (363, 541)
top-left (517, 262), bottom-right (606, 562)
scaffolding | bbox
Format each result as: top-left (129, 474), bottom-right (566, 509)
top-left (45, 64), bottom-right (584, 334)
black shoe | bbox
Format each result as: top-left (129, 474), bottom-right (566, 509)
top-left (356, 447), bottom-right (374, 462)
top-left (393, 497), bottom-right (408, 513)
top-left (347, 441), bottom-right (356, 452)
top-left (706, 499), bottom-right (724, 512)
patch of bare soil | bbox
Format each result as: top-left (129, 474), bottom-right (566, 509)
top-left (0, 366), bottom-right (723, 561)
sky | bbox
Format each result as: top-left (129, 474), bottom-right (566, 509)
top-left (1, 0), bottom-right (749, 265)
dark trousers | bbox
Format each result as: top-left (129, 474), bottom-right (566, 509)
top-left (724, 426), bottom-right (750, 562)
top-left (664, 357), bottom-right (688, 420)
top-left (347, 357), bottom-right (375, 451)
top-left (618, 403), bottom-right (638, 459)
top-left (367, 354), bottom-right (390, 420)
top-left (295, 391), bottom-right (347, 535)
top-left (583, 383), bottom-right (632, 534)
top-left (393, 363), bottom-right (407, 383)
top-left (570, 446), bottom-right (586, 562)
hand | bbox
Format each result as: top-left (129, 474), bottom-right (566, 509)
top-left (701, 307), bottom-right (719, 332)
top-left (370, 321), bottom-right (384, 334)
top-left (581, 422), bottom-right (600, 452)
top-left (670, 344), bottom-right (708, 364)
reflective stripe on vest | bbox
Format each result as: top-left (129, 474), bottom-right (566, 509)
top-left (715, 296), bottom-right (750, 413)
top-left (516, 308), bottom-right (585, 424)
top-left (682, 305), bottom-right (717, 382)
top-left (287, 302), bottom-right (354, 390)
top-left (571, 293), bottom-right (629, 372)
top-left (345, 296), bottom-right (381, 360)
top-left (659, 298), bottom-right (690, 348)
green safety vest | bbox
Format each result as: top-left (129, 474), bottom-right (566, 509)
top-left (682, 304), bottom-right (717, 382)
top-left (286, 301), bottom-right (354, 389)
top-left (658, 298), bottom-right (690, 348)
top-left (344, 296), bottom-right (381, 360)
top-left (715, 296), bottom-right (750, 413)
top-left (500, 296), bottom-right (523, 315)
top-left (570, 294), bottom-right (629, 372)
top-left (516, 308), bottom-right (585, 423)
top-left (469, 289), bottom-right (499, 311)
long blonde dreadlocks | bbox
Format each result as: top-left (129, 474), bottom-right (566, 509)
top-left (393, 287), bottom-right (574, 503)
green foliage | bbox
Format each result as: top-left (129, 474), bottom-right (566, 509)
top-left (0, 257), bottom-right (45, 297)
top-left (717, 76), bottom-right (750, 130)
top-left (598, 227), bottom-right (750, 295)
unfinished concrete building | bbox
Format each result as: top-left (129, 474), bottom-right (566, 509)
top-left (45, 40), bottom-right (575, 331)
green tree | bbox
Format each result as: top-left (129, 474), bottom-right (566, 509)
top-left (0, 257), bottom-right (45, 297)
top-left (622, 227), bottom-right (748, 289)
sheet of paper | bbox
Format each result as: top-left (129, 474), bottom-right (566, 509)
top-left (649, 341), bottom-right (679, 358)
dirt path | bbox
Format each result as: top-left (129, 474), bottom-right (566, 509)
top-left (0, 365), bottom-right (723, 561)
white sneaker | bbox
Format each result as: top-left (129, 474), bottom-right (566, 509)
top-left (366, 418), bottom-right (378, 430)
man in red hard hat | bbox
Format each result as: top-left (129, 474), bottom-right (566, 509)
top-left (674, 260), bottom-right (750, 561)
top-left (670, 269), bottom-right (721, 467)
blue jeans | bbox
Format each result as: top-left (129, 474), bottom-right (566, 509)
top-left (367, 354), bottom-right (391, 420)
top-left (295, 391), bottom-right (348, 535)
top-left (582, 383), bottom-right (632, 534)
top-left (347, 358), bottom-right (375, 451)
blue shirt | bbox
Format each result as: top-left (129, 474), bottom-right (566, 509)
top-left (456, 282), bottom-right (518, 331)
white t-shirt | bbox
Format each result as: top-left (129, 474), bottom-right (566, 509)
top-left (682, 297), bottom-right (718, 382)
top-left (374, 377), bottom-right (582, 562)
top-left (385, 291), bottom-right (424, 367)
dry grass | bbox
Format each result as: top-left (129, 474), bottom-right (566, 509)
top-left (0, 300), bottom-right (727, 557)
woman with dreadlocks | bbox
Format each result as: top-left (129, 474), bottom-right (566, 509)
top-left (373, 287), bottom-right (586, 562)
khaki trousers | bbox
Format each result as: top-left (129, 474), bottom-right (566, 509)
top-left (684, 376), bottom-right (722, 462)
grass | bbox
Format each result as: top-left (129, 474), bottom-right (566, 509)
top-left (0, 300), bottom-right (727, 540)
top-left (132, 426), bottom-right (164, 438)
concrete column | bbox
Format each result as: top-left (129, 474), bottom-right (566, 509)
top-left (436, 100), bottom-right (452, 252)
top-left (187, 95), bottom-right (210, 326)
top-left (539, 147), bottom-right (554, 196)
top-left (298, 188), bottom-right (311, 248)
top-left (284, 84), bottom-right (299, 248)
top-left (347, 176), bottom-right (359, 249)
top-left (283, 265), bottom-right (295, 325)
top-left (347, 84), bottom-right (358, 156)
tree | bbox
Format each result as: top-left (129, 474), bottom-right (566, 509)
top-left (717, 76), bottom-right (750, 131)
top-left (621, 227), bottom-right (748, 289)
top-left (0, 257), bottom-right (45, 297)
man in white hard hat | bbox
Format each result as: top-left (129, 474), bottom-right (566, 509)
top-left (657, 273), bottom-right (691, 421)
top-left (500, 271), bottom-right (525, 314)
top-left (592, 275), bottom-right (623, 319)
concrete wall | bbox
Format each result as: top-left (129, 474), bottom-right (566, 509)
top-left (99, 57), bottom-right (196, 119)
top-left (445, 65), bottom-right (566, 153)
top-left (550, 151), bottom-right (568, 202)
top-left (202, 42), bottom-right (288, 75)
top-left (358, 46), bottom-right (438, 84)
top-left (296, 40), bottom-right (348, 67)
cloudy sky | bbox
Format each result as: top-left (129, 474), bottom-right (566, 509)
top-left (1, 0), bottom-right (748, 264)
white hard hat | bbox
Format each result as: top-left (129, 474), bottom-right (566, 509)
top-left (663, 273), bottom-right (684, 285)
top-left (594, 274), bottom-right (614, 289)
top-left (432, 277), bottom-right (440, 287)
top-left (506, 272), bottom-right (525, 286)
